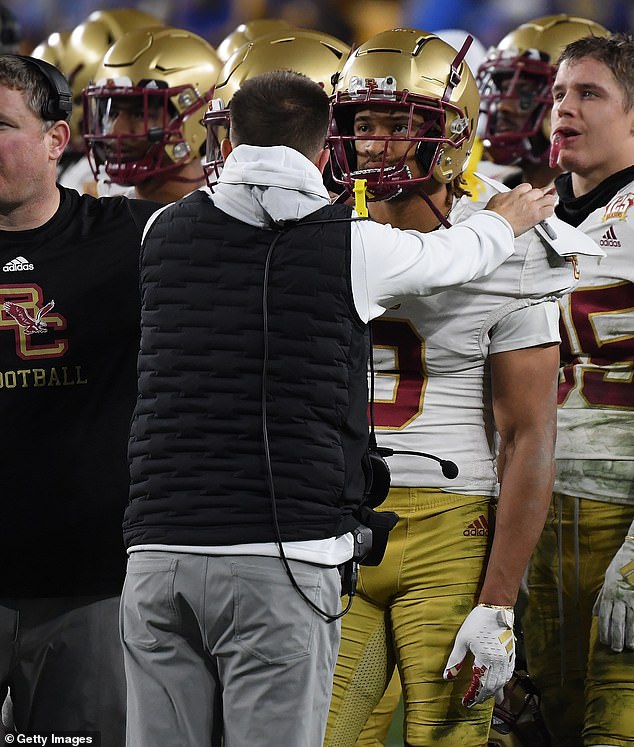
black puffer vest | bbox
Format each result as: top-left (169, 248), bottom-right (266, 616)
top-left (124, 192), bottom-right (370, 548)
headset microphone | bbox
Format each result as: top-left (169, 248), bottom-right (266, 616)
top-left (440, 459), bottom-right (459, 480)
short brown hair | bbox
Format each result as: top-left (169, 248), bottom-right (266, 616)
top-left (558, 33), bottom-right (634, 112)
top-left (229, 70), bottom-right (329, 160)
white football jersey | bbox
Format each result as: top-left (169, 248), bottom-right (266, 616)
top-left (555, 179), bottom-right (634, 505)
top-left (474, 158), bottom-right (522, 186)
top-left (373, 180), bottom-right (577, 495)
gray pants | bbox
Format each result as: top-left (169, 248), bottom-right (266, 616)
top-left (121, 552), bottom-right (342, 747)
top-left (0, 595), bottom-right (125, 746)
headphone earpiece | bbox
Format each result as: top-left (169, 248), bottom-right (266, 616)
top-left (16, 55), bottom-right (72, 122)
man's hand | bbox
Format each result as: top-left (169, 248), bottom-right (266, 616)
top-left (593, 533), bottom-right (634, 652)
top-left (443, 605), bottom-right (515, 708)
top-left (485, 183), bottom-right (555, 237)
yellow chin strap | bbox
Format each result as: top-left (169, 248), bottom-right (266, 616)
top-left (353, 178), bottom-right (368, 217)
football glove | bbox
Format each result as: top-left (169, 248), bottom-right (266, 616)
top-left (443, 604), bottom-right (516, 708)
top-left (593, 524), bottom-right (634, 653)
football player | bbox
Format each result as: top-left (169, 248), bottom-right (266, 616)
top-left (38, 7), bottom-right (165, 193)
top-left (323, 27), bottom-right (602, 747)
top-left (83, 25), bottom-right (221, 203)
top-left (476, 14), bottom-right (609, 189)
top-left (523, 31), bottom-right (634, 747)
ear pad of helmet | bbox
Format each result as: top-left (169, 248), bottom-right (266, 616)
top-left (329, 112), bottom-right (357, 179)
top-left (415, 140), bottom-right (439, 174)
top-left (322, 158), bottom-right (341, 194)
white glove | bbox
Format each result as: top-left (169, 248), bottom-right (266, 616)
top-left (593, 531), bottom-right (634, 653)
top-left (443, 604), bottom-right (516, 708)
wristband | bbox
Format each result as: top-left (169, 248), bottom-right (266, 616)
top-left (477, 603), bottom-right (514, 611)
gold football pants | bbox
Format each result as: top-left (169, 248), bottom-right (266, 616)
top-left (524, 493), bottom-right (634, 747)
top-left (326, 488), bottom-right (495, 747)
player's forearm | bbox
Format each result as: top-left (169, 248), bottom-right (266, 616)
top-left (479, 432), bottom-right (555, 606)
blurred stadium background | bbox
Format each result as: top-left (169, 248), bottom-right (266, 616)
top-left (4, 0), bottom-right (633, 54)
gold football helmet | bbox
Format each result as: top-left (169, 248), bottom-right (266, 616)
top-left (62, 8), bottom-right (165, 147)
top-left (328, 28), bottom-right (479, 200)
top-left (31, 31), bottom-right (71, 70)
top-left (83, 26), bottom-right (221, 185)
top-left (477, 14), bottom-right (609, 165)
top-left (204, 28), bottom-right (350, 185)
top-left (216, 18), bottom-right (295, 62)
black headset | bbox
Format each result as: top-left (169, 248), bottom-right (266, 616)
top-left (14, 54), bottom-right (72, 121)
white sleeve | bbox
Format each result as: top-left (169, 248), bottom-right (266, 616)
top-left (489, 301), bottom-right (561, 355)
top-left (351, 210), bottom-right (515, 322)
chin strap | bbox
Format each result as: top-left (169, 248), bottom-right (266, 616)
top-left (353, 178), bottom-right (368, 217)
top-left (332, 187), bottom-right (352, 204)
top-left (442, 34), bottom-right (473, 104)
top-left (332, 182), bottom-right (453, 228)
top-left (416, 187), bottom-right (453, 228)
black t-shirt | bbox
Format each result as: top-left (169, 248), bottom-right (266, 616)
top-left (0, 186), bottom-right (160, 596)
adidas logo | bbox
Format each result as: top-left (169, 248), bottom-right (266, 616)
top-left (599, 226), bottom-right (621, 248)
top-left (3, 256), bottom-right (34, 272)
top-left (463, 514), bottom-right (489, 537)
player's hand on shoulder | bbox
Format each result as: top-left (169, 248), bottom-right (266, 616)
top-left (485, 183), bottom-right (555, 238)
